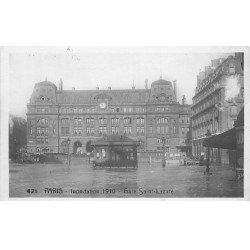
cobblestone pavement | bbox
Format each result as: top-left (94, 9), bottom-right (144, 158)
top-left (9, 161), bottom-right (243, 198)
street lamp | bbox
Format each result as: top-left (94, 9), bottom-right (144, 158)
top-left (204, 129), bottom-right (212, 175)
top-left (67, 138), bottom-right (71, 167)
top-left (162, 137), bottom-right (166, 168)
top-left (14, 137), bottom-right (17, 160)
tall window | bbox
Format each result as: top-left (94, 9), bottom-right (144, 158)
top-left (124, 126), bottom-right (132, 135)
top-left (99, 118), bottom-right (107, 125)
top-left (136, 117), bottom-right (144, 125)
top-left (173, 126), bottom-right (177, 134)
top-left (149, 126), bottom-right (153, 134)
top-left (111, 117), bottom-right (119, 125)
top-left (36, 127), bottom-right (41, 136)
top-left (99, 126), bottom-right (107, 135)
top-left (61, 118), bottom-right (70, 136)
top-left (124, 117), bottom-right (132, 124)
top-left (87, 127), bottom-right (95, 135)
top-left (136, 126), bottom-right (144, 135)
top-left (111, 126), bottom-right (119, 134)
top-left (86, 118), bottom-right (94, 124)
top-left (157, 117), bottom-right (168, 124)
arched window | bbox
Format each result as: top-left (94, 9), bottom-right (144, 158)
top-left (157, 117), bottom-right (168, 124)
top-left (124, 117), bottom-right (132, 124)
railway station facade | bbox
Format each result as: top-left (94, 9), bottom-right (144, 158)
top-left (26, 78), bottom-right (191, 159)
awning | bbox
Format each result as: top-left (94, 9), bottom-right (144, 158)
top-left (203, 128), bottom-right (236, 150)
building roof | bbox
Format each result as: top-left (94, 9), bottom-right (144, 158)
top-left (35, 80), bottom-right (57, 89)
top-left (57, 89), bottom-right (150, 105)
top-left (151, 79), bottom-right (172, 86)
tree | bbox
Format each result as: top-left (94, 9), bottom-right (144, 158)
top-left (86, 140), bottom-right (94, 153)
top-left (9, 115), bottom-right (27, 159)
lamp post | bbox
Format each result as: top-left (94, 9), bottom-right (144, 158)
top-left (67, 138), bottom-right (71, 167)
top-left (204, 129), bottom-right (212, 175)
top-left (162, 137), bottom-right (166, 168)
top-left (13, 137), bottom-right (17, 160)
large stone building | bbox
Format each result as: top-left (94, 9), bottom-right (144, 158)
top-left (191, 53), bottom-right (244, 167)
top-left (26, 77), bottom-right (191, 158)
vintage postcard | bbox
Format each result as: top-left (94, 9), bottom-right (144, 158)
top-left (0, 46), bottom-right (249, 199)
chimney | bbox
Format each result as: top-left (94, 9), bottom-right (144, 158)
top-left (108, 86), bottom-right (111, 90)
top-left (145, 79), bottom-right (148, 89)
top-left (173, 80), bottom-right (177, 98)
top-left (182, 95), bottom-right (186, 105)
top-left (72, 87), bottom-right (75, 90)
top-left (59, 78), bottom-right (63, 91)
top-left (132, 80), bottom-right (135, 90)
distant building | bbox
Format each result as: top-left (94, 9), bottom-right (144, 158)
top-left (26, 77), bottom-right (191, 159)
top-left (191, 53), bottom-right (244, 167)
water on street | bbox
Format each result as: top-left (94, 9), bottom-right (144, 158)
top-left (9, 161), bottom-right (243, 198)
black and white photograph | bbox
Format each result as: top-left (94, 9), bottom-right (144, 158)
top-left (3, 47), bottom-right (246, 198)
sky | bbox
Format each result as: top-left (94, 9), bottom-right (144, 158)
top-left (8, 47), bottom-right (233, 117)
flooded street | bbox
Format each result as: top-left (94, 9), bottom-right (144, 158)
top-left (9, 162), bottom-right (243, 198)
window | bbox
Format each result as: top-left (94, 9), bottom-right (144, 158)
top-left (136, 126), bottom-right (144, 135)
top-left (124, 126), bottom-right (132, 135)
top-left (182, 127), bottom-right (185, 135)
top-left (124, 117), bottom-right (132, 124)
top-left (165, 126), bottom-right (169, 133)
top-left (173, 126), bottom-right (177, 134)
top-left (74, 127), bottom-right (78, 136)
top-left (99, 126), bottom-right (107, 135)
top-left (116, 107), bottom-right (120, 112)
top-left (45, 127), bottom-right (49, 136)
top-left (157, 126), bottom-right (161, 134)
top-left (99, 118), bottom-right (107, 125)
top-left (136, 117), bottom-right (144, 125)
top-left (78, 128), bottom-right (82, 135)
top-left (87, 127), bottom-right (95, 135)
top-left (45, 138), bottom-right (48, 144)
top-left (149, 126), bottom-right (153, 134)
top-left (160, 126), bottom-right (164, 134)
top-left (157, 117), bottom-right (168, 124)
top-left (111, 118), bottom-right (119, 125)
top-left (90, 127), bottom-right (94, 134)
top-left (111, 126), bottom-right (119, 134)
top-left (61, 118), bottom-right (69, 124)
top-left (86, 118), bottom-right (94, 124)
top-left (61, 127), bottom-right (69, 136)
top-left (40, 128), bottom-right (45, 136)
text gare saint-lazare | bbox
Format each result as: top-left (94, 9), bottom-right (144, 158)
top-left (26, 188), bottom-right (174, 196)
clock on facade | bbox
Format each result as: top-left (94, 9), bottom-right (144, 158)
top-left (100, 102), bottom-right (107, 109)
